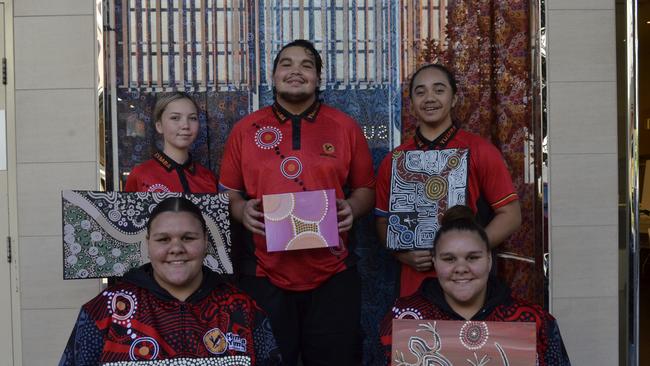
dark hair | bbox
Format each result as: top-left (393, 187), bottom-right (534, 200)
top-left (146, 197), bottom-right (207, 235)
top-left (153, 91), bottom-right (200, 123)
top-left (408, 63), bottom-right (458, 97)
top-left (272, 39), bottom-right (323, 78)
top-left (432, 205), bottom-right (489, 252)
top-left (272, 39), bottom-right (323, 98)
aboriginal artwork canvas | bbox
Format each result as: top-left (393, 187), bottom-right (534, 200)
top-left (391, 319), bottom-right (536, 366)
top-left (102, 357), bottom-right (251, 366)
top-left (387, 149), bottom-right (468, 250)
top-left (62, 191), bottom-right (232, 279)
top-left (262, 189), bottom-right (339, 252)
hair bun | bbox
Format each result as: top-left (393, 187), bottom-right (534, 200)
top-left (440, 205), bottom-right (476, 226)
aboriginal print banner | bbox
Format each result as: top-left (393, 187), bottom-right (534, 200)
top-left (387, 149), bottom-right (468, 250)
top-left (263, 189), bottom-right (339, 252)
top-left (62, 191), bottom-right (232, 279)
top-left (391, 319), bottom-right (536, 366)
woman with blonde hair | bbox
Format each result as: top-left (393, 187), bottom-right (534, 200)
top-left (125, 92), bottom-right (217, 193)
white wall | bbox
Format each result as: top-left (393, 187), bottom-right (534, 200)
top-left (13, 1), bottom-right (101, 364)
top-left (546, 0), bottom-right (619, 364)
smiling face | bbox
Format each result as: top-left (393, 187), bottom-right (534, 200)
top-left (147, 211), bottom-right (207, 301)
top-left (433, 229), bottom-right (492, 318)
top-left (410, 67), bottom-right (457, 131)
top-left (272, 46), bottom-right (320, 110)
top-left (155, 98), bottom-right (199, 155)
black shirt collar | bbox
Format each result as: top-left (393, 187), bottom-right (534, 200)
top-left (414, 124), bottom-right (458, 150)
top-left (271, 100), bottom-right (322, 124)
top-left (420, 276), bottom-right (512, 320)
top-left (152, 150), bottom-right (196, 175)
top-left (123, 263), bottom-right (227, 304)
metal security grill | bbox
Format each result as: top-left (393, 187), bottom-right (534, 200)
top-left (113, 0), bottom-right (253, 91)
top-left (259, 0), bottom-right (394, 89)
top-left (400, 0), bottom-right (447, 79)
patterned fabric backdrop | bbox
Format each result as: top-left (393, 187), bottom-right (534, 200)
top-left (103, 0), bottom-right (543, 363)
top-left (450, 0), bottom-right (540, 304)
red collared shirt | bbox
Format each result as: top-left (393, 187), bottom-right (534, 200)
top-left (125, 150), bottom-right (217, 193)
top-left (375, 125), bottom-right (518, 296)
top-left (219, 101), bottom-right (375, 291)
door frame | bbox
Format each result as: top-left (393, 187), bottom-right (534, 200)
top-left (0, 0), bottom-right (22, 365)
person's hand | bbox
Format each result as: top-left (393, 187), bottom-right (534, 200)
top-left (393, 250), bottom-right (433, 272)
top-left (242, 198), bottom-right (265, 235)
top-left (336, 199), bottom-right (354, 233)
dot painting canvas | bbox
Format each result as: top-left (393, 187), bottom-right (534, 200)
top-left (391, 319), bottom-right (536, 366)
top-left (62, 190), bottom-right (232, 279)
top-left (262, 189), bottom-right (340, 252)
top-left (387, 149), bottom-right (468, 250)
top-left (102, 356), bottom-right (251, 365)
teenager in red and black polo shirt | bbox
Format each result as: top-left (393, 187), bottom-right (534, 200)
top-left (375, 64), bottom-right (521, 297)
top-left (219, 40), bottom-right (375, 366)
top-left (125, 92), bottom-right (217, 193)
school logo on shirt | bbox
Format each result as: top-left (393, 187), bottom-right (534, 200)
top-left (203, 328), bottom-right (248, 354)
top-left (323, 143), bottom-right (335, 154)
top-left (321, 143), bottom-right (337, 158)
top-left (204, 328), bottom-right (228, 355)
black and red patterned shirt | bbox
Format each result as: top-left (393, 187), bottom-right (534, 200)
top-left (379, 277), bottom-right (571, 366)
top-left (59, 264), bottom-right (282, 365)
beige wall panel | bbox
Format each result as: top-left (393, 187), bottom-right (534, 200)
top-left (548, 82), bottom-right (617, 154)
top-left (14, 16), bottom-right (94, 90)
top-left (546, 0), bottom-right (614, 10)
top-left (19, 236), bottom-right (99, 310)
top-left (551, 225), bottom-right (618, 298)
top-left (16, 89), bottom-right (96, 163)
top-left (549, 153), bottom-right (617, 226)
top-left (15, 0), bottom-right (93, 17)
top-left (17, 162), bottom-right (97, 236)
top-left (552, 296), bottom-right (618, 365)
top-left (21, 308), bottom-right (80, 365)
top-left (547, 10), bottom-right (616, 82)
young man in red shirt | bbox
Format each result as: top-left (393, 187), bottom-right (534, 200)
top-left (375, 64), bottom-right (521, 297)
top-left (219, 40), bottom-right (375, 366)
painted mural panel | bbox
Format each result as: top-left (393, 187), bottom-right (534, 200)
top-left (263, 189), bottom-right (339, 252)
top-left (391, 319), bottom-right (536, 366)
top-left (387, 149), bottom-right (468, 250)
top-left (62, 190), bottom-right (232, 279)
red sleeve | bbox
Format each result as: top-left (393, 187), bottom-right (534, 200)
top-left (124, 165), bottom-right (141, 192)
top-left (197, 164), bottom-right (219, 193)
top-left (374, 153), bottom-right (393, 216)
top-left (475, 140), bottom-right (518, 209)
top-left (347, 122), bottom-right (376, 189)
top-left (218, 122), bottom-right (245, 192)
